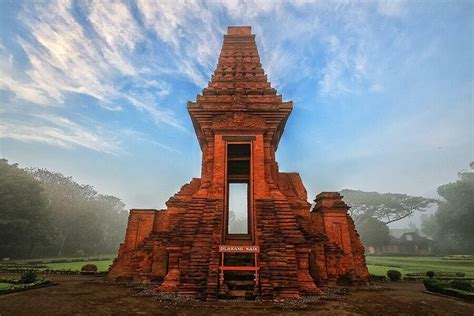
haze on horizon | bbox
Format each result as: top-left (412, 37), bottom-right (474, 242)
top-left (0, 1), bottom-right (472, 229)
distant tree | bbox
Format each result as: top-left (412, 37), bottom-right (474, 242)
top-left (421, 213), bottom-right (461, 254)
top-left (0, 159), bottom-right (52, 258)
top-left (420, 214), bottom-right (438, 238)
top-left (430, 163), bottom-right (474, 253)
top-left (88, 194), bottom-right (128, 254)
top-left (29, 168), bottom-right (128, 256)
top-left (28, 169), bottom-right (96, 256)
top-left (355, 217), bottom-right (391, 248)
top-left (340, 189), bottom-right (437, 225)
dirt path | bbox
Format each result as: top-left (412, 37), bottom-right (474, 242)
top-left (0, 275), bottom-right (472, 315)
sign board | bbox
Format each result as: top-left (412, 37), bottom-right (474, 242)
top-left (219, 245), bottom-right (260, 253)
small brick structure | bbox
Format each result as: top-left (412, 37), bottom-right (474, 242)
top-left (108, 26), bottom-right (368, 301)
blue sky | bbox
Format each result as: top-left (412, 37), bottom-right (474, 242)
top-left (0, 1), bottom-right (472, 227)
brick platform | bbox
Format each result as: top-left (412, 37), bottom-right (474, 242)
top-left (108, 26), bottom-right (368, 301)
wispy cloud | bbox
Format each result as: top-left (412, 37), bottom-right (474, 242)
top-left (4, 0), bottom-right (181, 125)
top-left (120, 128), bottom-right (180, 154)
top-left (0, 0), bottom-right (467, 160)
top-left (377, 0), bottom-right (405, 17)
top-left (0, 113), bottom-right (120, 155)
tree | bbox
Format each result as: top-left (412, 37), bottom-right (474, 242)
top-left (28, 169), bottom-right (96, 256)
top-left (88, 194), bottom-right (128, 254)
top-left (340, 189), bottom-right (437, 225)
top-left (0, 159), bottom-right (52, 258)
top-left (428, 163), bottom-right (474, 254)
top-left (420, 214), bottom-right (438, 238)
top-left (29, 168), bottom-right (128, 256)
top-left (355, 217), bottom-right (391, 248)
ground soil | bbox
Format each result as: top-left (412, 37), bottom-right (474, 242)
top-left (0, 275), bottom-right (472, 315)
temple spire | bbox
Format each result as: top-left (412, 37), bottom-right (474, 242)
top-left (204, 26), bottom-right (276, 97)
top-left (188, 26), bottom-right (292, 150)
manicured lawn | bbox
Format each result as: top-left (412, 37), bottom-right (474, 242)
top-left (366, 256), bottom-right (474, 277)
top-left (45, 260), bottom-right (113, 272)
top-left (6, 255), bottom-right (115, 272)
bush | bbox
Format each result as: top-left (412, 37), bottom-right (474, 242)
top-left (449, 280), bottom-right (472, 292)
top-left (81, 264), bottom-right (98, 272)
top-left (426, 271), bottom-right (435, 278)
top-left (386, 270), bottom-right (401, 281)
top-left (423, 278), bottom-right (447, 292)
top-left (424, 278), bottom-right (474, 301)
top-left (20, 271), bottom-right (37, 284)
top-left (444, 288), bottom-right (474, 302)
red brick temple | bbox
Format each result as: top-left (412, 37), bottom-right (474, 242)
top-left (109, 26), bottom-right (368, 300)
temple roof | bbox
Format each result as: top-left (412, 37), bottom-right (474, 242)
top-left (188, 26), bottom-right (292, 149)
top-left (205, 26), bottom-right (275, 97)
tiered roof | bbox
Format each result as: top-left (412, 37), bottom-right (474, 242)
top-left (188, 26), bottom-right (292, 149)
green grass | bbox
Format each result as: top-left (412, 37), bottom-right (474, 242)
top-left (4, 255), bottom-right (115, 273)
top-left (45, 260), bottom-right (113, 272)
top-left (12, 254), bottom-right (115, 264)
top-left (366, 256), bottom-right (474, 277)
top-left (0, 282), bottom-right (13, 290)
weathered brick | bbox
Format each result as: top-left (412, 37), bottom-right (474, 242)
top-left (108, 26), bottom-right (368, 300)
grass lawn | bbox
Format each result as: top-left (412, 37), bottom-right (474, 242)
top-left (5, 255), bottom-right (115, 273)
top-left (45, 260), bottom-right (113, 272)
top-left (0, 283), bottom-right (13, 290)
top-left (7, 255), bottom-right (474, 277)
top-left (366, 256), bottom-right (474, 277)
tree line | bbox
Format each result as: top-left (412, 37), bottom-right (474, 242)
top-left (2, 157), bottom-right (472, 258)
top-left (341, 162), bottom-right (474, 255)
top-left (0, 159), bottom-right (128, 259)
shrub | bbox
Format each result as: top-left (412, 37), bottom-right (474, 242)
top-left (426, 271), bottom-right (435, 278)
top-left (424, 278), bottom-right (474, 301)
top-left (449, 280), bottom-right (472, 292)
top-left (81, 264), bottom-right (98, 272)
top-left (386, 270), bottom-right (401, 281)
top-left (423, 279), bottom-right (448, 293)
top-left (20, 270), bottom-right (37, 284)
top-left (444, 288), bottom-right (474, 302)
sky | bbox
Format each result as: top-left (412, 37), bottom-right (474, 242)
top-left (0, 0), bottom-right (472, 228)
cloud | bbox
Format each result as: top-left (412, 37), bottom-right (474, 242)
top-left (0, 75), bottom-right (51, 105)
top-left (217, 0), bottom-right (278, 19)
top-left (0, 113), bottom-right (120, 155)
top-left (135, 0), bottom-right (222, 87)
top-left (87, 0), bottom-right (142, 76)
top-left (0, 0), bottom-right (452, 158)
top-left (377, 0), bottom-right (405, 17)
top-left (1, 0), bottom-right (181, 129)
top-left (120, 128), bottom-right (180, 154)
